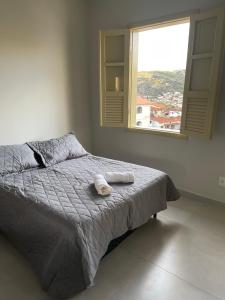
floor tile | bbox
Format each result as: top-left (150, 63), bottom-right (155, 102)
top-left (1, 197), bottom-right (225, 300)
top-left (0, 236), bottom-right (49, 300)
top-left (110, 259), bottom-right (219, 300)
top-left (149, 223), bottom-right (225, 299)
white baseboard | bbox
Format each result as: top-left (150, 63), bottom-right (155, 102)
top-left (178, 189), bottom-right (225, 205)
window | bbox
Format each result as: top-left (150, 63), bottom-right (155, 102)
top-left (100, 7), bottom-right (225, 138)
top-left (136, 121), bottom-right (142, 126)
top-left (133, 20), bottom-right (190, 133)
top-left (137, 106), bottom-right (142, 114)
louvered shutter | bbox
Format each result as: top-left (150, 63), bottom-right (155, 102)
top-left (100, 30), bottom-right (130, 127)
top-left (181, 7), bottom-right (225, 138)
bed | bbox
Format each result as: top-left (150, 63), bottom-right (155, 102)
top-left (0, 135), bottom-right (179, 299)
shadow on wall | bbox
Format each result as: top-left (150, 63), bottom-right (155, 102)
top-left (96, 145), bottom-right (187, 188)
top-left (65, 0), bottom-right (92, 150)
top-left (0, 0), bottom-right (91, 150)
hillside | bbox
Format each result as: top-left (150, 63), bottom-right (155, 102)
top-left (137, 70), bottom-right (185, 99)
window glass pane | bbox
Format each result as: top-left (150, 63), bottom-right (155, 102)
top-left (136, 21), bottom-right (190, 132)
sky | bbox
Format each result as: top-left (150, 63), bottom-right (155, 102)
top-left (138, 22), bottom-right (190, 71)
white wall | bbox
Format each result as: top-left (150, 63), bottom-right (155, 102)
top-left (136, 106), bottom-right (151, 128)
top-left (88, 0), bottom-right (225, 203)
top-left (0, 0), bottom-right (92, 150)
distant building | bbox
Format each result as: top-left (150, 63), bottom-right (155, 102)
top-left (136, 97), bottom-right (182, 131)
top-left (136, 98), bottom-right (151, 127)
top-left (165, 110), bottom-right (182, 118)
top-left (150, 102), bottom-right (167, 117)
top-left (150, 116), bottom-right (181, 130)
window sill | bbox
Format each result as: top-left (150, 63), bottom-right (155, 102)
top-left (127, 127), bottom-right (188, 139)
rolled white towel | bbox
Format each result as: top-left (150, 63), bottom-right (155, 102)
top-left (105, 171), bottom-right (134, 183)
top-left (94, 174), bottom-right (112, 196)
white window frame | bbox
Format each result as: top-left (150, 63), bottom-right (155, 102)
top-left (128, 16), bottom-right (191, 139)
top-left (99, 7), bottom-right (225, 139)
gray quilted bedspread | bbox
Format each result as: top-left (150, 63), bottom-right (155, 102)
top-left (0, 155), bottom-right (179, 298)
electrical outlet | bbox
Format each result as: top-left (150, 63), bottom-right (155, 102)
top-left (218, 177), bottom-right (225, 187)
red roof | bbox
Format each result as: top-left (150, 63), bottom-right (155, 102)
top-left (150, 103), bottom-right (166, 110)
top-left (165, 108), bottom-right (181, 112)
top-left (136, 98), bottom-right (166, 110)
top-left (136, 97), bottom-right (151, 105)
top-left (151, 116), bottom-right (181, 124)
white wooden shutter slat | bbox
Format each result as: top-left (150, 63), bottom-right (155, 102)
top-left (103, 96), bottom-right (124, 125)
top-left (181, 7), bottom-right (225, 138)
top-left (100, 30), bottom-right (130, 127)
top-left (186, 113), bottom-right (207, 118)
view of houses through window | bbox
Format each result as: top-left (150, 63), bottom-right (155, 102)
top-left (136, 21), bottom-right (190, 132)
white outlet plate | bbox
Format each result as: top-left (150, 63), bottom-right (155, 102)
top-left (218, 177), bottom-right (225, 187)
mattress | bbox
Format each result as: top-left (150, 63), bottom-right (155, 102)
top-left (0, 154), bottom-right (179, 298)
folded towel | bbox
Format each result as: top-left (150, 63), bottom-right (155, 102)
top-left (94, 174), bottom-right (113, 196)
top-left (105, 171), bottom-right (134, 183)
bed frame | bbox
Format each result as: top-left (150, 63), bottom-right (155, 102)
top-left (103, 213), bottom-right (157, 258)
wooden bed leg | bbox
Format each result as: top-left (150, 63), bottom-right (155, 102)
top-left (153, 213), bottom-right (157, 219)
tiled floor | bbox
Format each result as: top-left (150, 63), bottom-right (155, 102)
top-left (1, 197), bottom-right (225, 300)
